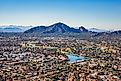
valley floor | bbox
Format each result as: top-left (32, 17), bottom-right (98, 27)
top-left (0, 36), bottom-right (121, 81)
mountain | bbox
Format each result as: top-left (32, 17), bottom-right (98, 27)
top-left (0, 27), bottom-right (23, 32)
top-left (24, 22), bottom-right (88, 34)
top-left (0, 25), bottom-right (33, 32)
top-left (88, 28), bottom-right (107, 32)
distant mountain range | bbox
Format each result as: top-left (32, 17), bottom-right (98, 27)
top-left (88, 28), bottom-right (108, 32)
top-left (0, 27), bottom-right (23, 32)
top-left (0, 23), bottom-right (121, 37)
top-left (0, 25), bottom-right (32, 32)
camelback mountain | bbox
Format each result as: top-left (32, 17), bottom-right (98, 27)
top-left (24, 22), bottom-right (121, 37)
top-left (24, 22), bottom-right (88, 34)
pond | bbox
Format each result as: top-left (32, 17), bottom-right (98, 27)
top-left (67, 53), bottom-right (89, 63)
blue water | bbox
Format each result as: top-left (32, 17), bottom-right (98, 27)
top-left (67, 54), bottom-right (87, 63)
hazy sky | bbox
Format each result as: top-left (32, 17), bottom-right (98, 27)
top-left (0, 0), bottom-right (121, 29)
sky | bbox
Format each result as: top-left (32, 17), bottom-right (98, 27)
top-left (0, 0), bottom-right (121, 30)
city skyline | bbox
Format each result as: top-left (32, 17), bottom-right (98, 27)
top-left (0, 0), bottom-right (121, 30)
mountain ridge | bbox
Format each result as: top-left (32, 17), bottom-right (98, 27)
top-left (24, 22), bottom-right (88, 34)
top-left (0, 25), bottom-right (33, 32)
top-left (0, 27), bottom-right (23, 32)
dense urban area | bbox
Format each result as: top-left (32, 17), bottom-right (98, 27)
top-left (0, 34), bottom-right (120, 81)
